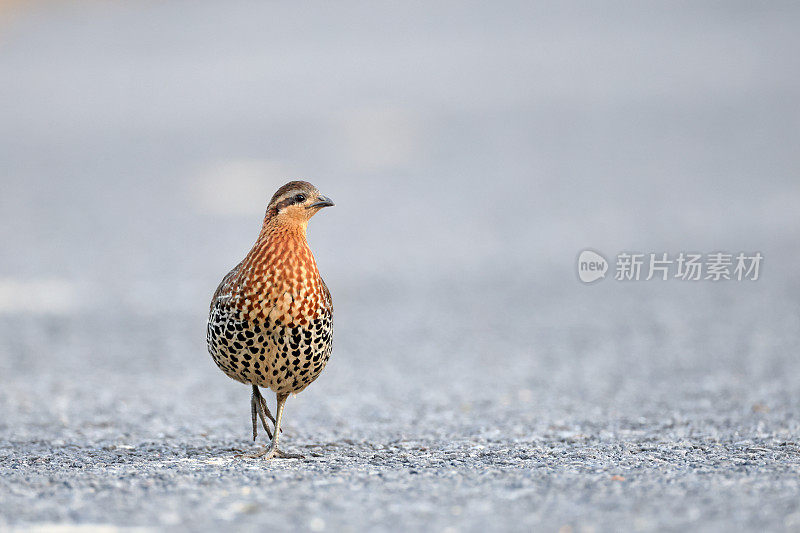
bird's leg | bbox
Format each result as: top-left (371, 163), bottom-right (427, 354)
top-left (260, 392), bottom-right (283, 435)
top-left (271, 393), bottom-right (303, 459)
top-left (242, 393), bottom-right (303, 459)
top-left (251, 385), bottom-right (276, 440)
top-left (257, 387), bottom-right (282, 434)
top-left (250, 389), bottom-right (259, 441)
top-left (253, 385), bottom-right (277, 426)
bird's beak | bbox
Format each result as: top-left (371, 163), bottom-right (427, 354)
top-left (308, 195), bottom-right (335, 209)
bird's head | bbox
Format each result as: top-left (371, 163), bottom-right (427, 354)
top-left (264, 180), bottom-right (334, 229)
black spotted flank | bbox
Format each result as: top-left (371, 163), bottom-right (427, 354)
top-left (207, 268), bottom-right (333, 395)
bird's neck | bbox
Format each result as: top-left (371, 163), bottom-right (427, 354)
top-left (260, 213), bottom-right (308, 237)
top-left (240, 220), bottom-right (319, 289)
top-left (258, 218), bottom-right (308, 245)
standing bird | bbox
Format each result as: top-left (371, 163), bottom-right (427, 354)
top-left (207, 181), bottom-right (334, 459)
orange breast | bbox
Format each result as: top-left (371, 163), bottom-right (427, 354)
top-left (230, 226), bottom-right (328, 328)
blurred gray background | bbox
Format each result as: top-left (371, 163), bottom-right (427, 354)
top-left (1, 2), bottom-right (799, 532)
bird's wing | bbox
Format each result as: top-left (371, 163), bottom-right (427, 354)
top-left (320, 277), bottom-right (333, 313)
top-left (210, 261), bottom-right (243, 313)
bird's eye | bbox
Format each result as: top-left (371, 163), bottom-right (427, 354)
top-left (294, 193), bottom-right (306, 203)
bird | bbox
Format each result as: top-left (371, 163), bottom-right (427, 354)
top-left (206, 181), bottom-right (334, 459)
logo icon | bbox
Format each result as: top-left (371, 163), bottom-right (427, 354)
top-left (577, 249), bottom-right (608, 283)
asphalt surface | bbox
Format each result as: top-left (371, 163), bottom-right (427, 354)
top-left (1, 2), bottom-right (800, 532)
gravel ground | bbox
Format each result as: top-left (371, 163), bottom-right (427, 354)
top-left (1, 2), bottom-right (800, 532)
top-left (2, 281), bottom-right (799, 532)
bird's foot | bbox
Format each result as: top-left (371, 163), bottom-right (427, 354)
top-left (274, 449), bottom-right (305, 459)
top-left (237, 447), bottom-right (273, 459)
top-left (236, 446), bottom-right (304, 460)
